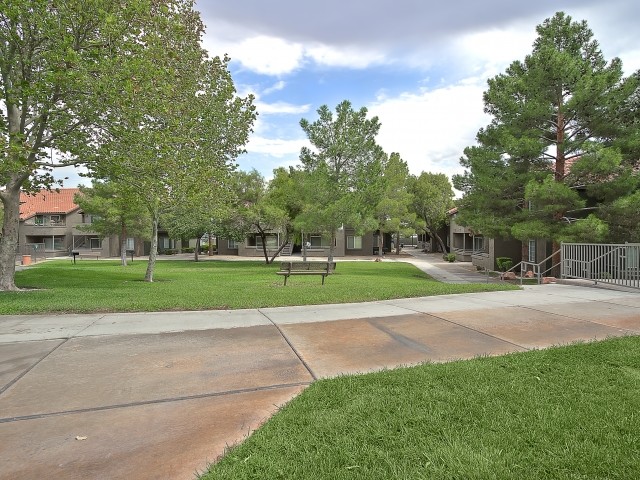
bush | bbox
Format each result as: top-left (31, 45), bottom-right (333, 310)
top-left (444, 253), bottom-right (456, 262)
top-left (496, 257), bottom-right (513, 272)
top-left (182, 247), bottom-right (194, 253)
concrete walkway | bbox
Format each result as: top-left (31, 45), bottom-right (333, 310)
top-left (395, 249), bottom-right (500, 283)
top-left (1, 278), bottom-right (639, 479)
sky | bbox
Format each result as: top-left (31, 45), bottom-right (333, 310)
top-left (58, 0), bottom-right (640, 188)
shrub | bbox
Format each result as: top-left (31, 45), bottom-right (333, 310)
top-left (444, 253), bottom-right (456, 262)
top-left (496, 257), bottom-right (513, 272)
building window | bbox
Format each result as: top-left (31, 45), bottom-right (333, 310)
top-left (126, 238), bottom-right (135, 250)
top-left (473, 236), bottom-right (484, 252)
top-left (90, 238), bottom-right (101, 249)
top-left (35, 215), bottom-right (44, 226)
top-left (309, 235), bottom-right (323, 248)
top-left (347, 235), bottom-right (362, 249)
top-left (160, 237), bottom-right (174, 250)
top-left (528, 240), bottom-right (536, 263)
top-left (228, 239), bottom-right (238, 249)
top-left (256, 234), bottom-right (278, 248)
top-left (44, 237), bottom-right (64, 251)
top-left (50, 215), bottom-right (62, 226)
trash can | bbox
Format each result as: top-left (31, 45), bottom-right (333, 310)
top-left (22, 255), bottom-right (32, 266)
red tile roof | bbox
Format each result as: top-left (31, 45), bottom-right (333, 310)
top-left (19, 188), bottom-right (81, 221)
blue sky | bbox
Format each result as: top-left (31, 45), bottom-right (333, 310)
top-left (59, 0), bottom-right (640, 188)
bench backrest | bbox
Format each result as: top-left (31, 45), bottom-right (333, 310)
top-left (279, 261), bottom-right (336, 272)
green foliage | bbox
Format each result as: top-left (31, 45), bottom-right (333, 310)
top-left (454, 12), bottom-right (640, 244)
top-left (409, 172), bottom-right (454, 253)
top-left (557, 214), bottom-right (609, 243)
top-left (600, 190), bottom-right (640, 242)
top-left (75, 180), bottom-right (151, 239)
top-left (373, 153), bottom-right (416, 255)
top-left (496, 257), bottom-right (513, 272)
top-left (219, 169), bottom-right (294, 263)
top-left (1, 1), bottom-right (171, 289)
top-left (444, 253), bottom-right (456, 262)
top-left (87, 27), bottom-right (256, 278)
top-left (297, 100), bottom-right (385, 260)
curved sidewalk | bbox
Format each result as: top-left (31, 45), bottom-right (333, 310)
top-left (1, 285), bottom-right (639, 479)
top-left (393, 249), bottom-right (499, 283)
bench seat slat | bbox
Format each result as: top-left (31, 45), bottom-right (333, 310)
top-left (276, 261), bottom-right (336, 285)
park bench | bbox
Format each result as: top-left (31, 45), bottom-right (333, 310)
top-left (276, 261), bottom-right (336, 285)
top-left (71, 251), bottom-right (102, 263)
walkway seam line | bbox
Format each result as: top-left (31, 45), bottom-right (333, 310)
top-left (520, 304), bottom-right (640, 333)
top-left (383, 303), bottom-right (530, 352)
top-left (258, 309), bottom-right (318, 381)
top-left (0, 381), bottom-right (311, 424)
top-left (0, 337), bottom-right (70, 397)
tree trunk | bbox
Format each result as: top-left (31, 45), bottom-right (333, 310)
top-left (0, 185), bottom-right (21, 291)
top-left (395, 231), bottom-right (401, 255)
top-left (430, 227), bottom-right (447, 255)
top-left (208, 232), bottom-right (214, 256)
top-left (269, 233), bottom-right (290, 264)
top-left (327, 230), bottom-right (336, 264)
top-left (378, 231), bottom-right (384, 258)
top-left (144, 216), bottom-right (159, 282)
top-left (302, 233), bottom-right (308, 261)
top-left (194, 237), bottom-right (200, 262)
top-left (258, 230), bottom-right (270, 264)
top-left (120, 222), bottom-right (128, 266)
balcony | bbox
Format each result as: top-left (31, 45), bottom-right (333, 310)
top-left (31, 215), bottom-right (66, 227)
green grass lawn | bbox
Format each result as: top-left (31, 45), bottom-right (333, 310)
top-left (202, 336), bottom-right (640, 480)
top-left (2, 259), bottom-right (518, 314)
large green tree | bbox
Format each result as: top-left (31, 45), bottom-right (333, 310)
top-left (374, 153), bottom-right (415, 256)
top-left (74, 181), bottom-right (151, 266)
top-left (161, 167), bottom-right (236, 262)
top-left (409, 172), bottom-right (454, 254)
top-left (223, 170), bottom-right (295, 264)
top-left (0, 0), bottom-right (171, 290)
top-left (454, 12), bottom-right (639, 251)
top-left (297, 100), bottom-right (383, 262)
top-left (88, 37), bottom-right (255, 282)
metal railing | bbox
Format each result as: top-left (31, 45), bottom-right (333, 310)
top-left (562, 243), bottom-right (640, 290)
top-left (502, 250), bottom-right (561, 285)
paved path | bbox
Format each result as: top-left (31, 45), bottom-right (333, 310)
top-left (1, 276), bottom-right (639, 479)
top-left (394, 249), bottom-right (500, 283)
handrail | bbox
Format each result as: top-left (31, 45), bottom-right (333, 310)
top-left (589, 245), bottom-right (625, 264)
top-left (502, 249), bottom-right (561, 285)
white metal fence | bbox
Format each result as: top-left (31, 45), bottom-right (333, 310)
top-left (561, 243), bottom-right (640, 290)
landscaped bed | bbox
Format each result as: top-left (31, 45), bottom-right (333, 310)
top-left (3, 260), bottom-right (518, 315)
top-left (202, 336), bottom-right (640, 479)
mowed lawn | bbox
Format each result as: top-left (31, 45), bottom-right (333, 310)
top-left (203, 336), bottom-right (640, 480)
top-left (3, 259), bottom-right (517, 314)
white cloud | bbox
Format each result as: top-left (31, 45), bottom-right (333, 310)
top-left (255, 101), bottom-right (311, 115)
top-left (368, 80), bottom-right (491, 181)
top-left (263, 80), bottom-right (287, 95)
top-left (306, 44), bottom-right (386, 69)
top-left (221, 35), bottom-right (305, 76)
top-left (450, 26), bottom-right (537, 80)
top-left (246, 136), bottom-right (310, 158)
top-left (203, 32), bottom-right (390, 76)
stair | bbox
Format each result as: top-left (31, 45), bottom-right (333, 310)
top-left (280, 243), bottom-right (293, 256)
